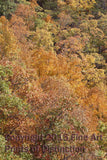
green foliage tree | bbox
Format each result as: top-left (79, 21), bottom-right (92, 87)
top-left (0, 135), bottom-right (33, 160)
top-left (95, 121), bottom-right (107, 159)
top-left (0, 0), bottom-right (17, 18)
top-left (37, 0), bottom-right (57, 10)
top-left (0, 0), bottom-right (29, 19)
top-left (0, 65), bottom-right (27, 131)
top-left (98, 14), bottom-right (107, 37)
top-left (93, 0), bottom-right (107, 14)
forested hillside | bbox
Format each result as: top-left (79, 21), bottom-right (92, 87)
top-left (0, 0), bottom-right (107, 159)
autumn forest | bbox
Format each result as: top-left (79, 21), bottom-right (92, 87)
top-left (0, 0), bottom-right (107, 159)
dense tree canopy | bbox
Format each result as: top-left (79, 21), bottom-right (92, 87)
top-left (0, 0), bottom-right (107, 160)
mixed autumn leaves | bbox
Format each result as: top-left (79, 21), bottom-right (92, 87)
top-left (0, 0), bottom-right (107, 159)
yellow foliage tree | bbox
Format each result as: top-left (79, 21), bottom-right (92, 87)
top-left (64, 0), bottom-right (96, 11)
top-left (32, 28), bottom-right (54, 51)
top-left (0, 16), bottom-right (19, 59)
